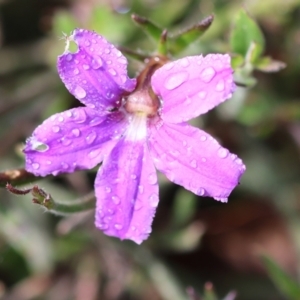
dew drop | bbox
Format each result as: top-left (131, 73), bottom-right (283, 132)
top-left (180, 57), bottom-right (189, 67)
top-left (108, 68), bottom-right (117, 76)
top-left (73, 68), bottom-right (79, 75)
top-left (105, 187), bottom-right (111, 193)
top-left (46, 160), bottom-right (52, 165)
top-left (112, 196), bottom-right (120, 205)
top-left (198, 91), bottom-right (207, 99)
top-left (165, 62), bottom-right (174, 70)
top-left (66, 111), bottom-right (73, 118)
top-left (190, 159), bottom-right (198, 168)
top-left (89, 117), bottom-right (103, 127)
top-left (148, 173), bottom-right (157, 185)
top-left (32, 163), bottom-right (40, 170)
top-left (61, 138), bottom-right (72, 146)
top-left (61, 162), bottom-right (69, 169)
top-left (218, 147), bottom-right (229, 158)
top-left (52, 126), bottom-right (60, 133)
top-left (131, 174), bottom-right (137, 180)
top-left (149, 194), bottom-right (159, 207)
top-left (83, 64), bottom-right (90, 70)
top-left (197, 187), bottom-right (206, 196)
top-left (72, 128), bottom-right (81, 137)
top-left (58, 116), bottom-right (64, 122)
top-left (88, 150), bottom-right (99, 158)
top-left (31, 140), bottom-right (49, 152)
top-left (201, 157), bottom-right (207, 162)
top-left (91, 57), bottom-right (103, 69)
top-left (200, 135), bottom-right (207, 142)
top-left (107, 209), bottom-right (114, 215)
top-left (120, 75), bottom-right (127, 84)
top-left (98, 223), bottom-right (108, 230)
top-left (74, 86), bottom-right (86, 99)
top-left (86, 131), bottom-right (97, 144)
top-left (74, 110), bottom-right (87, 123)
top-left (85, 40), bottom-right (91, 46)
top-left (138, 185), bottom-right (144, 194)
top-left (216, 80), bottom-right (225, 91)
top-left (164, 71), bottom-right (188, 90)
top-left (117, 57), bottom-right (127, 64)
top-left (214, 197), bottom-right (228, 203)
top-left (114, 223), bottom-right (123, 230)
top-left (134, 201), bottom-right (143, 211)
top-left (66, 54), bottom-right (73, 62)
top-left (201, 67), bottom-right (216, 82)
top-left (104, 48), bottom-right (110, 54)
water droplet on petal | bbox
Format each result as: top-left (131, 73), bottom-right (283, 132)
top-left (201, 157), bottom-right (207, 162)
top-left (89, 117), bottom-right (104, 126)
top-left (117, 57), bottom-right (127, 64)
top-left (218, 147), bottom-right (229, 158)
top-left (74, 110), bottom-right (87, 123)
top-left (164, 71), bottom-right (188, 90)
top-left (98, 223), bottom-right (108, 230)
top-left (148, 173), bottom-right (157, 185)
top-left (200, 135), bottom-right (207, 142)
top-left (85, 40), bottom-right (91, 46)
top-left (72, 128), bottom-right (81, 137)
top-left (214, 197), bottom-right (228, 203)
top-left (201, 67), bottom-right (216, 82)
top-left (108, 68), bottom-right (117, 76)
top-left (216, 80), bottom-right (225, 91)
top-left (61, 162), bottom-right (69, 169)
top-left (86, 131), bottom-right (97, 144)
top-left (104, 48), bottom-right (110, 54)
top-left (66, 54), bottom-right (72, 61)
top-left (31, 140), bottom-right (49, 152)
top-left (165, 62), bottom-right (174, 70)
top-left (112, 196), bottom-right (120, 205)
top-left (105, 187), bottom-right (111, 193)
top-left (66, 111), bottom-right (73, 117)
top-left (52, 126), bottom-right (60, 133)
top-left (198, 91), bottom-right (207, 99)
top-left (91, 57), bottom-right (103, 69)
top-left (120, 75), bottom-right (127, 84)
top-left (46, 160), bottom-right (52, 165)
top-left (134, 201), bottom-right (143, 211)
top-left (197, 187), bottom-right (206, 196)
top-left (114, 223), bottom-right (123, 230)
top-left (61, 137), bottom-right (72, 146)
top-left (138, 185), bottom-right (144, 194)
top-left (58, 116), bottom-right (64, 122)
top-left (149, 194), bottom-right (159, 207)
top-left (73, 68), bottom-right (79, 75)
top-left (83, 64), bottom-right (90, 70)
top-left (74, 86), bottom-right (86, 99)
top-left (32, 163), bottom-right (39, 170)
top-left (190, 159), bottom-right (197, 168)
top-left (88, 150), bottom-right (99, 158)
top-left (180, 58), bottom-right (189, 67)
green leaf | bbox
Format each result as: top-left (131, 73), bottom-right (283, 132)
top-left (170, 15), bottom-right (214, 53)
top-left (255, 56), bottom-right (286, 72)
top-left (261, 254), bottom-right (300, 300)
top-left (131, 14), bottom-right (162, 43)
top-left (230, 9), bottom-right (265, 59)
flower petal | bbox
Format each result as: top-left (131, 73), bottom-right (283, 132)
top-left (148, 122), bottom-right (245, 201)
top-left (24, 107), bottom-right (127, 176)
top-left (58, 29), bottom-right (136, 111)
top-left (95, 138), bottom-right (159, 244)
top-left (151, 54), bottom-right (235, 123)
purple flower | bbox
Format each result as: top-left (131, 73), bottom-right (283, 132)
top-left (24, 29), bottom-right (245, 244)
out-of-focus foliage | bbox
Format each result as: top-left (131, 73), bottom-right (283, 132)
top-left (0, 0), bottom-right (300, 299)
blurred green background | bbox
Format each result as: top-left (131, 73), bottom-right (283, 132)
top-left (1, 0), bottom-right (300, 299)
